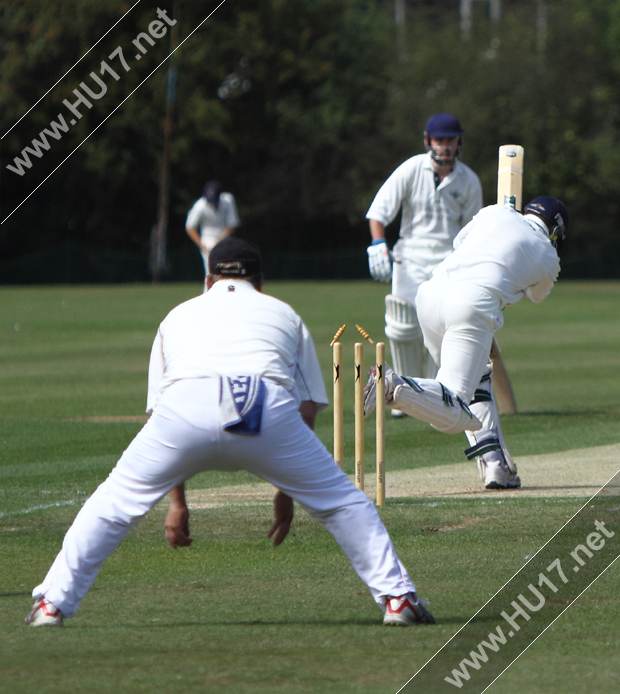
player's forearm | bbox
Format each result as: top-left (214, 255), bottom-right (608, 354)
top-left (267, 490), bottom-right (294, 546)
top-left (369, 219), bottom-right (386, 242)
top-left (168, 483), bottom-right (187, 509)
top-left (298, 400), bottom-right (318, 430)
top-left (186, 227), bottom-right (202, 247)
top-left (165, 483), bottom-right (192, 548)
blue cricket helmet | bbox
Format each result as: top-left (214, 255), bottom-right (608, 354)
top-left (423, 113), bottom-right (463, 165)
top-left (424, 113), bottom-right (463, 139)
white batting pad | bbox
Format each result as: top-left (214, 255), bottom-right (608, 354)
top-left (388, 337), bottom-right (424, 379)
top-left (385, 295), bottom-right (421, 341)
top-left (385, 295), bottom-right (424, 376)
top-left (392, 378), bottom-right (482, 434)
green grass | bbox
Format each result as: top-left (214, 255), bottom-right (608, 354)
top-left (1, 281), bottom-right (619, 693)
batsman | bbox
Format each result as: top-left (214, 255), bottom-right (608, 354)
top-left (366, 113), bottom-right (517, 415)
top-left (364, 196), bottom-right (569, 489)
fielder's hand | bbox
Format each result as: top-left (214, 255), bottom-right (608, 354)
top-left (165, 503), bottom-right (193, 549)
top-left (367, 240), bottom-right (392, 283)
top-left (267, 491), bottom-right (294, 546)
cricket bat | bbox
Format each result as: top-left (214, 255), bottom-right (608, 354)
top-left (497, 144), bottom-right (524, 211)
top-left (491, 144), bottom-right (523, 416)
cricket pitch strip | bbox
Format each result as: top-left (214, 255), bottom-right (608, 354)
top-left (187, 443), bottom-right (620, 507)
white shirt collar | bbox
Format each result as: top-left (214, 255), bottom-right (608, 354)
top-left (524, 213), bottom-right (550, 237)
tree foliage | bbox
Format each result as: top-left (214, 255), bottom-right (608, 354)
top-left (1, 0), bottom-right (620, 265)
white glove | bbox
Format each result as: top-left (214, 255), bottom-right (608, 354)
top-left (367, 240), bottom-right (392, 283)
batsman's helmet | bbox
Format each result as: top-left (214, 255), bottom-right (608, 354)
top-left (523, 196), bottom-right (569, 250)
top-left (424, 113), bottom-right (463, 140)
top-left (424, 113), bottom-right (463, 164)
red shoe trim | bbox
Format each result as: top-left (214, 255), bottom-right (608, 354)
top-left (39, 600), bottom-right (61, 618)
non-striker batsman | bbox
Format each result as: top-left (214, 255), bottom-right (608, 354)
top-left (366, 113), bottom-right (481, 402)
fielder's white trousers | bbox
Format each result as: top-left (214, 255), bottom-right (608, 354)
top-left (34, 379), bottom-right (415, 618)
top-left (415, 277), bottom-right (504, 403)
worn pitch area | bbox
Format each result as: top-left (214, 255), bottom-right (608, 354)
top-left (186, 443), bottom-right (620, 508)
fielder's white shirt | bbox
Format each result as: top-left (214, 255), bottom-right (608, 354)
top-left (147, 279), bottom-right (328, 413)
top-left (185, 193), bottom-right (240, 241)
top-left (433, 204), bottom-right (560, 308)
top-left (366, 152), bottom-right (482, 262)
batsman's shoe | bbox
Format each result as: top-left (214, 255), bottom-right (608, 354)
top-left (383, 593), bottom-right (436, 626)
top-left (478, 457), bottom-right (521, 490)
top-left (363, 364), bottom-right (402, 417)
top-left (25, 597), bottom-right (64, 627)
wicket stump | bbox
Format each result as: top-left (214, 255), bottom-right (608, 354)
top-left (332, 330), bottom-right (386, 505)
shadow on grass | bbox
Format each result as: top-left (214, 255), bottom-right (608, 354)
top-left (70, 613), bottom-right (501, 629)
top-left (437, 485), bottom-right (608, 497)
top-left (516, 410), bottom-right (610, 417)
top-left (0, 590), bottom-right (32, 598)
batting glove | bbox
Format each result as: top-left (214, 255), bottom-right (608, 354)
top-left (367, 240), bottom-right (392, 283)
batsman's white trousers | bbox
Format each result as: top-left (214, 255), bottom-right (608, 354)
top-left (415, 277), bottom-right (504, 403)
top-left (199, 232), bottom-right (223, 274)
top-left (389, 248), bottom-right (449, 379)
top-left (34, 379), bottom-right (415, 618)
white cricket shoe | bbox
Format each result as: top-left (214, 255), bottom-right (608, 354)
top-left (363, 364), bottom-right (402, 417)
top-left (25, 597), bottom-right (64, 627)
top-left (478, 458), bottom-right (521, 490)
top-left (383, 592), bottom-right (436, 626)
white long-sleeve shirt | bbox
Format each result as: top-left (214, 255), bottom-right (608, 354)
top-left (366, 152), bottom-right (482, 262)
top-left (147, 279), bottom-right (328, 413)
top-left (433, 204), bottom-right (560, 308)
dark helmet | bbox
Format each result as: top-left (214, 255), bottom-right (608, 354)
top-left (423, 113), bottom-right (463, 165)
top-left (424, 112), bottom-right (463, 139)
top-left (523, 196), bottom-right (569, 249)
top-left (203, 180), bottom-right (222, 208)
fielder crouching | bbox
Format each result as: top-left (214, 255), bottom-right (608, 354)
top-left (26, 237), bottom-right (434, 629)
top-left (364, 197), bottom-right (569, 490)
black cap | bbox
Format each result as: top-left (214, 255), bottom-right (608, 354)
top-left (208, 237), bottom-right (262, 277)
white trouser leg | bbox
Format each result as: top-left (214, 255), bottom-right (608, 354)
top-left (34, 479), bottom-right (164, 617)
top-left (232, 386), bottom-right (416, 605)
top-left (416, 279), bottom-right (503, 403)
top-left (425, 352), bottom-right (438, 379)
top-left (383, 278), bottom-right (508, 436)
top-left (199, 234), bottom-right (220, 292)
top-left (464, 369), bottom-right (517, 474)
top-left (34, 380), bottom-right (416, 617)
top-left (33, 410), bottom-right (198, 617)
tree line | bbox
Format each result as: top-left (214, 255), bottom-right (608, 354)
top-left (1, 0), bottom-right (619, 272)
